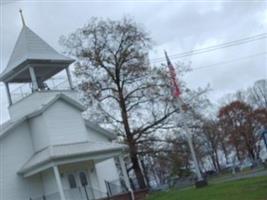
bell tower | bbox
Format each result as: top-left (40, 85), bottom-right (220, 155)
top-left (0, 10), bottom-right (76, 119)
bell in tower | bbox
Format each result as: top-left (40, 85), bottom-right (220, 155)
top-left (0, 10), bottom-right (75, 106)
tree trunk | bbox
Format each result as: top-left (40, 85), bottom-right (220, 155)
top-left (130, 147), bottom-right (147, 189)
top-left (214, 150), bottom-right (221, 172)
top-left (248, 147), bottom-right (256, 161)
top-left (211, 155), bottom-right (218, 172)
top-left (221, 142), bottom-right (229, 164)
top-left (235, 145), bottom-right (241, 162)
top-left (117, 85), bottom-right (147, 189)
top-left (141, 158), bottom-right (151, 188)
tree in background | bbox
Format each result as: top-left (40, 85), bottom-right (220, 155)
top-left (60, 17), bottom-right (185, 188)
top-left (252, 108), bottom-right (267, 129)
top-left (221, 79), bottom-right (267, 109)
top-left (201, 120), bottom-right (222, 172)
top-left (217, 121), bottom-right (231, 165)
top-left (145, 135), bottom-right (193, 184)
top-left (218, 101), bottom-right (262, 162)
top-left (247, 79), bottom-right (267, 109)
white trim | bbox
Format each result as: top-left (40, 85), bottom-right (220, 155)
top-left (0, 93), bottom-right (85, 139)
top-left (22, 149), bottom-right (124, 177)
top-left (84, 120), bottom-right (116, 140)
top-left (53, 166), bottom-right (66, 200)
top-left (29, 66), bottom-right (38, 90)
top-left (4, 82), bottom-right (12, 105)
top-left (0, 25), bottom-right (74, 82)
top-left (0, 92), bottom-right (115, 141)
top-left (119, 155), bottom-right (134, 200)
top-left (65, 67), bottom-right (74, 90)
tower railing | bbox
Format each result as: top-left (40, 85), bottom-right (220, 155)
top-left (10, 77), bottom-right (75, 104)
top-left (11, 83), bottom-right (32, 103)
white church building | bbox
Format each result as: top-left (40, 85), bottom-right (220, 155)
top-left (0, 13), bottom-right (133, 200)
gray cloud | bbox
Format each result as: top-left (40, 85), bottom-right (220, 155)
top-left (0, 1), bottom-right (266, 122)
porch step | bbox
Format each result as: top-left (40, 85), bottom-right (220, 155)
top-left (98, 189), bottom-right (149, 200)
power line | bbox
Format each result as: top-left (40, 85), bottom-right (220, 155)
top-left (191, 52), bottom-right (267, 72)
top-left (151, 33), bottom-right (267, 62)
top-left (150, 33), bottom-right (267, 63)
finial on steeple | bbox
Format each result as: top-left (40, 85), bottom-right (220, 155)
top-left (19, 9), bottom-right (26, 26)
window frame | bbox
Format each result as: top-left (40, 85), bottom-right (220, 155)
top-left (67, 173), bottom-right (77, 189)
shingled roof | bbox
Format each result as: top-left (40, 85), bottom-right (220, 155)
top-left (0, 25), bottom-right (74, 81)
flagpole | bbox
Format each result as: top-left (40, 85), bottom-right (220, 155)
top-left (177, 98), bottom-right (203, 182)
top-left (164, 51), bottom-right (207, 187)
top-left (184, 123), bottom-right (203, 181)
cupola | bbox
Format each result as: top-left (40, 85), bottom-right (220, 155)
top-left (0, 10), bottom-right (75, 105)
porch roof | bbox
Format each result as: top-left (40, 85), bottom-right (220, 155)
top-left (18, 141), bottom-right (127, 177)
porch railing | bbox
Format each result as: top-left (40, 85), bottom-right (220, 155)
top-left (29, 186), bottom-right (107, 200)
top-left (105, 178), bottom-right (128, 197)
top-left (29, 192), bottom-right (60, 200)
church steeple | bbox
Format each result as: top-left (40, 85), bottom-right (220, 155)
top-left (1, 11), bottom-right (75, 105)
top-left (19, 9), bottom-right (26, 27)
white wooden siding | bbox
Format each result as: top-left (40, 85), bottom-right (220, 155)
top-left (0, 122), bottom-right (43, 200)
top-left (88, 162), bottom-right (102, 198)
top-left (41, 169), bottom-right (58, 195)
top-left (1, 92), bottom-right (120, 199)
top-left (95, 158), bottom-right (120, 193)
top-left (86, 126), bottom-right (109, 142)
top-left (9, 91), bottom-right (79, 120)
top-left (43, 100), bottom-right (89, 145)
top-left (29, 114), bottom-right (50, 152)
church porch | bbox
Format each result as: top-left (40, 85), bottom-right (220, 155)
top-left (18, 142), bottom-right (132, 200)
top-left (30, 158), bottom-right (130, 200)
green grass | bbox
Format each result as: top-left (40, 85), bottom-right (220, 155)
top-left (147, 176), bottom-right (267, 200)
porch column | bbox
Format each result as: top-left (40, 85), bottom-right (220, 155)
top-left (4, 82), bottom-right (12, 105)
top-left (53, 166), bottom-right (66, 200)
top-left (118, 155), bottom-right (135, 200)
top-left (29, 67), bottom-right (38, 91)
top-left (65, 67), bottom-right (74, 90)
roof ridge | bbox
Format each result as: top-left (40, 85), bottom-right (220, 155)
top-left (0, 25), bottom-right (74, 81)
top-left (5, 27), bottom-right (28, 73)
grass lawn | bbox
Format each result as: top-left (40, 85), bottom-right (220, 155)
top-left (147, 176), bottom-right (267, 200)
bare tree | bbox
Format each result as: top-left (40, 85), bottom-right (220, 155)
top-left (220, 79), bottom-right (267, 109)
top-left (247, 79), bottom-right (267, 108)
top-left (60, 17), bottom-right (183, 188)
top-left (201, 120), bottom-right (222, 172)
top-left (218, 101), bottom-right (263, 162)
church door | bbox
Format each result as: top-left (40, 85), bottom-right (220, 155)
top-left (64, 170), bottom-right (95, 200)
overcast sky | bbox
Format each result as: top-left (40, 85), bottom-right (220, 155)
top-left (0, 0), bottom-right (267, 122)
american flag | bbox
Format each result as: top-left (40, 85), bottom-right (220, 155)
top-left (164, 51), bottom-right (181, 98)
